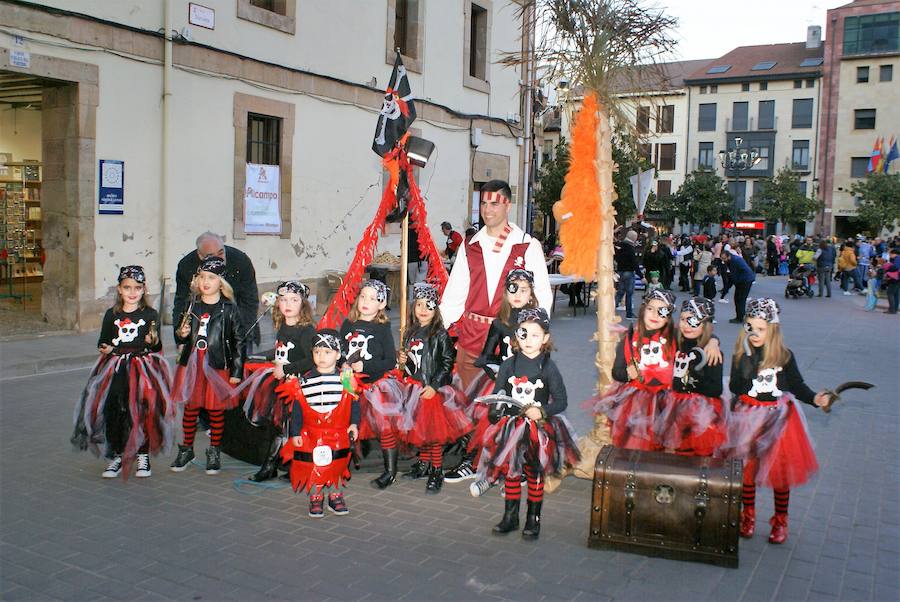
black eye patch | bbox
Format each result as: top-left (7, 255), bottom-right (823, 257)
top-left (516, 327), bottom-right (528, 340)
top-left (686, 315), bottom-right (702, 328)
top-left (506, 282), bottom-right (520, 294)
top-left (657, 306), bottom-right (672, 318)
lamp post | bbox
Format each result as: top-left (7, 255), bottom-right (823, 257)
top-left (718, 137), bottom-right (760, 232)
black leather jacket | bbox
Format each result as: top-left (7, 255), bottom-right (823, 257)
top-left (404, 327), bottom-right (456, 389)
top-left (175, 299), bottom-right (246, 379)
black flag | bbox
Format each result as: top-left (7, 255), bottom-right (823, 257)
top-left (372, 52), bottom-right (417, 157)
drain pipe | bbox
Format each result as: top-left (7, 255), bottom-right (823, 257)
top-left (159, 0), bottom-right (172, 320)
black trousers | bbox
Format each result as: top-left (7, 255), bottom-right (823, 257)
top-left (733, 281), bottom-right (753, 320)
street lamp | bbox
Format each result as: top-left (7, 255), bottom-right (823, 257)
top-left (718, 137), bottom-right (760, 232)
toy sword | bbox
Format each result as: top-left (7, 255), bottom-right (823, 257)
top-left (474, 394), bottom-right (525, 409)
top-left (821, 381), bottom-right (874, 413)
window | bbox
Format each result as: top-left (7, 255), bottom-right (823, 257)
top-left (794, 79), bottom-right (802, 88)
top-left (710, 84), bottom-right (718, 93)
top-left (854, 108), bottom-right (876, 129)
top-left (741, 82), bottom-right (750, 92)
top-left (699, 85), bottom-right (708, 94)
top-left (843, 12), bottom-right (900, 56)
top-left (806, 78), bottom-right (815, 88)
top-left (250, 0), bottom-right (283, 13)
top-left (797, 181), bottom-right (808, 196)
top-left (800, 57), bottom-right (824, 67)
top-left (698, 142), bottom-right (714, 169)
top-left (387, 1), bottom-right (424, 70)
top-left (756, 145), bottom-right (770, 171)
top-left (881, 64), bottom-right (893, 81)
top-left (657, 180), bottom-right (672, 199)
top-left (857, 66), bottom-right (870, 83)
top-left (698, 103), bottom-right (717, 131)
top-left (657, 143), bottom-right (676, 171)
top-left (732, 101), bottom-right (748, 130)
top-left (759, 81), bottom-right (768, 91)
top-left (752, 61), bottom-right (777, 71)
top-left (247, 113), bottom-right (281, 165)
top-left (237, 0), bottom-right (296, 34)
top-left (792, 98), bottom-right (814, 128)
top-left (639, 144), bottom-right (652, 163)
top-left (656, 104), bottom-right (674, 133)
top-left (636, 105), bottom-right (650, 134)
top-left (727, 181), bottom-right (748, 210)
top-left (707, 65), bottom-right (732, 74)
top-left (792, 140), bottom-right (810, 171)
top-left (850, 157), bottom-right (870, 178)
top-left (758, 100), bottom-right (775, 130)
top-left (467, 2), bottom-right (489, 82)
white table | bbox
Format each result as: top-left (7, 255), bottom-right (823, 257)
top-left (548, 273), bottom-right (592, 316)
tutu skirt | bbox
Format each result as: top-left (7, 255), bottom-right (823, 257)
top-left (72, 353), bottom-right (175, 474)
top-left (172, 349), bottom-right (237, 411)
top-left (361, 375), bottom-right (405, 439)
top-left (399, 382), bottom-right (472, 447)
top-left (720, 394), bottom-right (818, 489)
top-left (239, 367), bottom-right (286, 426)
top-left (476, 414), bottom-right (580, 482)
top-left (655, 391), bottom-right (728, 456)
top-left (587, 382), bottom-right (665, 451)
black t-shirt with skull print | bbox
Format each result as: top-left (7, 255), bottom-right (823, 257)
top-left (729, 346), bottom-right (816, 405)
top-left (98, 306), bottom-right (162, 354)
top-left (492, 352), bottom-right (567, 417)
top-left (274, 322), bottom-right (316, 376)
top-left (474, 308), bottom-right (521, 379)
top-left (671, 336), bottom-right (723, 398)
top-left (339, 319), bottom-right (396, 384)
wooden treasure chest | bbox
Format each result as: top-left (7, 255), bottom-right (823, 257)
top-left (588, 445), bottom-right (742, 568)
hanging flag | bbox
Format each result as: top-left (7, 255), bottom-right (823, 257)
top-left (629, 168), bottom-right (655, 218)
top-left (867, 136), bottom-right (883, 173)
top-left (372, 52), bottom-right (417, 157)
top-left (883, 136), bottom-right (898, 173)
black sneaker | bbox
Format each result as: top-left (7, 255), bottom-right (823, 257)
top-left (402, 459), bottom-right (430, 480)
top-left (169, 445), bottom-right (194, 472)
top-left (135, 453), bottom-right (151, 478)
top-left (443, 458), bottom-right (476, 483)
top-left (425, 469), bottom-right (444, 494)
top-left (205, 446), bottom-right (221, 475)
top-left (102, 455), bottom-right (123, 479)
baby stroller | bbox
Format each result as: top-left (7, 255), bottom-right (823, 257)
top-left (785, 265), bottom-right (815, 298)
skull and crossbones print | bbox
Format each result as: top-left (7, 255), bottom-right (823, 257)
top-left (407, 339), bottom-right (424, 374)
top-left (112, 318), bottom-right (145, 346)
top-left (374, 67), bottom-right (413, 147)
top-left (345, 331), bottom-right (374, 361)
top-left (638, 338), bottom-right (669, 369)
top-left (673, 350), bottom-right (701, 388)
top-left (274, 341), bottom-right (295, 364)
top-left (748, 367), bottom-right (784, 398)
top-left (197, 313), bottom-right (211, 338)
top-left (508, 376), bottom-right (544, 407)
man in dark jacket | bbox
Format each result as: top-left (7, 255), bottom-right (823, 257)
top-left (173, 232), bottom-right (260, 348)
top-left (724, 250), bottom-right (755, 323)
top-left (814, 239), bottom-right (836, 298)
top-left (614, 230), bottom-right (640, 320)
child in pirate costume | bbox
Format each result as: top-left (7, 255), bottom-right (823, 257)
top-left (72, 265), bottom-right (173, 479)
top-left (383, 283), bottom-right (470, 493)
top-left (478, 308), bottom-right (579, 540)
top-left (278, 329), bottom-right (359, 518)
top-left (170, 256), bottom-right (246, 475)
top-left (723, 298), bottom-right (829, 544)
top-left (447, 268), bottom-right (539, 490)
top-left (655, 297), bottom-right (727, 457)
top-left (339, 279), bottom-right (398, 488)
top-left (588, 290), bottom-right (722, 451)
top-left (242, 280), bottom-right (316, 482)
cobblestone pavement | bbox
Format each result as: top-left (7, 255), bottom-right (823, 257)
top-left (1, 276), bottom-right (897, 601)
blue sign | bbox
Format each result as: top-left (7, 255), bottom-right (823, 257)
top-left (98, 159), bottom-right (124, 215)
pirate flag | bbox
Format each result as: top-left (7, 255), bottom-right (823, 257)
top-left (372, 52), bottom-right (416, 157)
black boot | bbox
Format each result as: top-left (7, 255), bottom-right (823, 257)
top-left (371, 448), bottom-right (398, 489)
top-left (425, 466), bottom-right (444, 494)
top-left (249, 437), bottom-right (281, 482)
top-left (402, 458), bottom-right (430, 480)
top-left (522, 500), bottom-right (542, 540)
top-left (492, 499), bottom-right (520, 535)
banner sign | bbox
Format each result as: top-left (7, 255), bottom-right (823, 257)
top-left (722, 221), bottom-right (765, 230)
top-left (98, 159), bottom-right (124, 215)
top-left (244, 163), bottom-right (282, 234)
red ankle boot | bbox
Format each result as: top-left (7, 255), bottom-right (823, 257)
top-left (768, 514), bottom-right (788, 544)
top-left (739, 507), bottom-right (756, 538)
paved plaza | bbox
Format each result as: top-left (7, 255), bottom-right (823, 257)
top-left (1, 275), bottom-right (897, 601)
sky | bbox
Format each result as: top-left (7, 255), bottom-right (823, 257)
top-left (661, 0), bottom-right (849, 61)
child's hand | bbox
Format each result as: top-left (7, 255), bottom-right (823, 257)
top-left (292, 436), bottom-right (302, 447)
top-left (398, 350), bottom-right (408, 366)
top-left (351, 361), bottom-right (363, 373)
top-left (347, 424), bottom-right (359, 440)
top-left (229, 377), bottom-right (241, 385)
top-left (626, 365), bottom-right (639, 381)
top-left (422, 386), bottom-right (437, 399)
top-left (98, 343), bottom-right (113, 355)
top-left (272, 364), bottom-right (285, 380)
top-left (813, 391), bottom-right (830, 408)
top-left (177, 323), bottom-right (190, 339)
top-left (524, 406), bottom-right (543, 421)
top-left (704, 338), bottom-right (723, 366)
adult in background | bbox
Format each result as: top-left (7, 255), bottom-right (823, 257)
top-left (614, 230), bottom-right (640, 320)
top-left (440, 179), bottom-right (552, 389)
top-left (724, 249), bottom-right (755, 323)
top-left (856, 236), bottom-right (874, 289)
top-left (692, 241), bottom-right (713, 297)
top-left (837, 241), bottom-right (860, 294)
top-left (441, 221), bottom-right (464, 262)
top-left (173, 232), bottom-right (260, 348)
top-left (814, 239), bottom-right (836, 298)
top-left (766, 236), bottom-right (779, 276)
top-left (884, 247), bottom-right (900, 314)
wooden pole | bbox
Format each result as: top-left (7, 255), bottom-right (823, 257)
top-left (399, 212), bottom-right (410, 344)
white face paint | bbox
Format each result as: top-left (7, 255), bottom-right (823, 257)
top-left (112, 318), bottom-right (146, 346)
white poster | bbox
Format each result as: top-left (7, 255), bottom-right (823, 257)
top-left (244, 163), bottom-right (282, 234)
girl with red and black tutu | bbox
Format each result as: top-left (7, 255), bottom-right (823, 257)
top-left (655, 297), bottom-right (728, 456)
top-left (477, 308), bottom-right (580, 541)
top-left (242, 280), bottom-right (316, 482)
top-left (170, 256), bottom-right (246, 475)
top-left (339, 280), bottom-right (397, 488)
top-left (589, 289), bottom-right (721, 451)
top-left (445, 268), bottom-right (538, 490)
top-left (71, 265), bottom-right (173, 479)
top-left (279, 329), bottom-right (359, 518)
top-left (722, 297), bottom-right (829, 544)
top-left (383, 283), bottom-right (471, 493)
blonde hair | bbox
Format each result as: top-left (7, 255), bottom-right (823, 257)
top-left (190, 273), bottom-right (235, 302)
top-left (732, 321), bottom-right (792, 370)
top-left (677, 320), bottom-right (713, 348)
top-left (273, 298), bottom-right (314, 329)
top-left (347, 287), bottom-right (390, 324)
